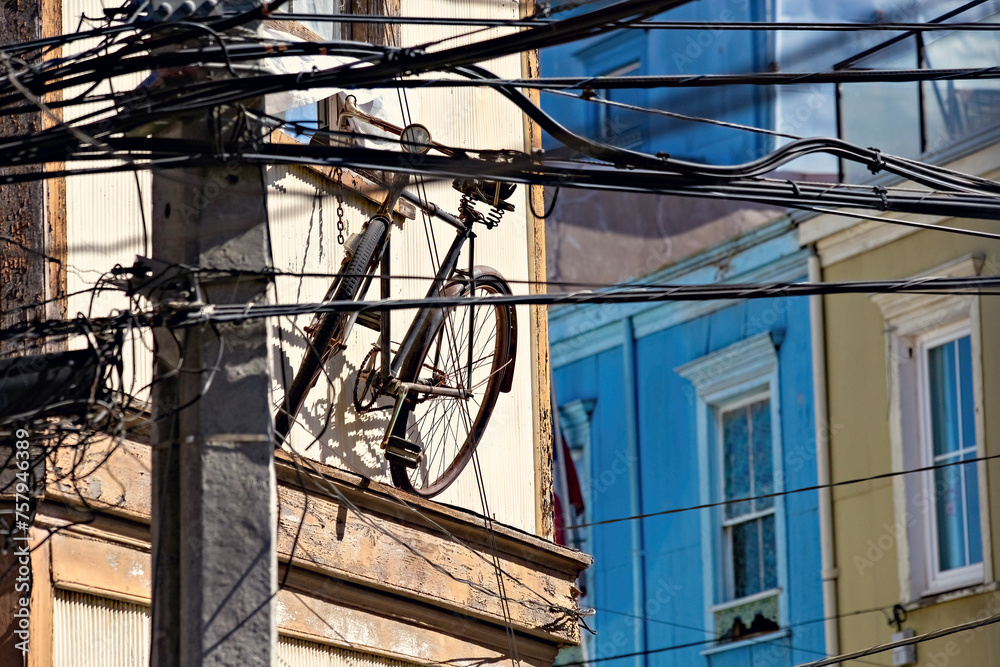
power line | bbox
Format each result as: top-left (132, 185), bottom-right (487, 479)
top-left (262, 13), bottom-right (1000, 32)
top-left (5, 272), bottom-right (1000, 344)
top-left (566, 594), bottom-right (1000, 666)
top-left (567, 452), bottom-right (1000, 530)
top-left (383, 66), bottom-right (1000, 90)
top-left (543, 88), bottom-right (801, 140)
top-left (796, 611), bottom-right (1000, 667)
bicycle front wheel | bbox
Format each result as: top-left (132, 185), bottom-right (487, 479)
top-left (275, 216), bottom-right (388, 445)
top-left (389, 268), bottom-right (515, 497)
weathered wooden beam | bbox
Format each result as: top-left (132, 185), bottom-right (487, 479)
top-left (45, 437), bottom-right (591, 648)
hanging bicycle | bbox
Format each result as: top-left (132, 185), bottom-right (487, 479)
top-left (274, 97), bottom-right (518, 498)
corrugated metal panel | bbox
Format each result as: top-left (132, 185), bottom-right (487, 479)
top-left (267, 165), bottom-right (395, 482)
top-left (278, 637), bottom-right (416, 667)
top-left (394, 0), bottom-right (535, 529)
top-left (53, 589), bottom-right (415, 667)
top-left (62, 0), bottom-right (154, 400)
top-left (53, 589), bottom-right (151, 667)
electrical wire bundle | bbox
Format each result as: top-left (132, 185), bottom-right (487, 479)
top-left (1, 0), bottom-right (1000, 222)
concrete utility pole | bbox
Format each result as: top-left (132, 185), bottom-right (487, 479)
top-left (148, 24), bottom-right (276, 667)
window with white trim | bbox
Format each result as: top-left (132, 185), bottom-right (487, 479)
top-left (918, 323), bottom-right (984, 590)
top-left (676, 333), bottom-right (785, 646)
top-left (871, 255), bottom-right (991, 599)
top-left (721, 395), bottom-right (778, 601)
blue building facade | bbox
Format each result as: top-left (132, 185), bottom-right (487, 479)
top-left (540, 0), bottom-right (772, 164)
top-left (550, 220), bottom-right (824, 666)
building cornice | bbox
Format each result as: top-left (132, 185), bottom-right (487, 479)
top-left (550, 218), bottom-right (803, 367)
top-left (42, 437), bottom-right (590, 656)
top-left (798, 135), bottom-right (1000, 268)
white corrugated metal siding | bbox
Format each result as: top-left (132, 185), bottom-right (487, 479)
top-left (268, 0), bottom-right (537, 532)
top-left (53, 589), bottom-right (151, 667)
top-left (389, 0), bottom-right (535, 529)
top-left (62, 0), bottom-right (154, 400)
top-left (278, 637), bottom-right (416, 667)
top-left (52, 589), bottom-right (416, 667)
top-left (266, 165), bottom-right (391, 480)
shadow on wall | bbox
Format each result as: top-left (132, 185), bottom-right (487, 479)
top-left (543, 171), bottom-right (834, 285)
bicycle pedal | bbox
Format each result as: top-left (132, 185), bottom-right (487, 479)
top-left (384, 436), bottom-right (421, 469)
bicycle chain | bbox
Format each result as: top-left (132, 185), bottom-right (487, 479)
top-left (335, 167), bottom-right (347, 245)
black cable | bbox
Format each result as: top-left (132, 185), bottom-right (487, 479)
top-left (4, 35), bottom-right (998, 219)
top-left (7, 273), bottom-right (1000, 345)
top-left (797, 611), bottom-right (1000, 667)
top-left (544, 88), bottom-right (800, 140)
top-left (529, 185), bottom-right (560, 219)
top-left (259, 13), bottom-right (1000, 32)
top-left (0, 0), bottom-right (696, 117)
top-left (379, 66), bottom-right (1000, 90)
top-left (567, 451), bottom-right (1000, 530)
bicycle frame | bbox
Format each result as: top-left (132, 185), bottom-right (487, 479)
top-left (275, 100), bottom-right (518, 495)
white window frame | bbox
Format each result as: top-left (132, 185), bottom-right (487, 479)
top-left (717, 391), bottom-right (778, 601)
top-left (916, 322), bottom-right (984, 593)
top-left (676, 332), bottom-right (788, 647)
top-left (871, 255), bottom-right (991, 600)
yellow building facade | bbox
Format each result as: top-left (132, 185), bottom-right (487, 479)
top-left (801, 142), bottom-right (1000, 665)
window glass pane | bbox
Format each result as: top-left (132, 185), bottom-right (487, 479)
top-left (839, 40), bottom-right (920, 182)
top-left (958, 335), bottom-right (976, 452)
top-left (928, 339), bottom-right (962, 457)
top-left (926, 333), bottom-right (982, 575)
top-left (964, 456), bottom-right (983, 566)
top-left (751, 399), bottom-right (773, 511)
top-left (283, 103), bottom-right (323, 142)
top-left (723, 407), bottom-right (751, 518)
top-left (732, 520), bottom-right (762, 599)
top-left (596, 62), bottom-right (644, 149)
top-left (922, 13), bottom-right (1000, 153)
top-left (762, 514), bottom-right (777, 591)
top-left (935, 464), bottom-right (969, 570)
top-left (282, 0), bottom-right (340, 41)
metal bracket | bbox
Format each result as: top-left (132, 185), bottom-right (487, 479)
top-left (113, 256), bottom-right (205, 308)
top-left (130, 0), bottom-right (224, 23)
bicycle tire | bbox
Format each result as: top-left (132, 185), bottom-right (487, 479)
top-left (389, 267), bottom-right (515, 497)
top-left (274, 216), bottom-right (389, 445)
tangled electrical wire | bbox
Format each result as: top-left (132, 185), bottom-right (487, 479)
top-left (2, 0), bottom-right (1000, 221)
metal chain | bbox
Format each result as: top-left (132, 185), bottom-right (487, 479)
top-left (335, 167), bottom-right (347, 245)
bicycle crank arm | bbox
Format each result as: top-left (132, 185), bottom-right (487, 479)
top-left (380, 385), bottom-right (421, 469)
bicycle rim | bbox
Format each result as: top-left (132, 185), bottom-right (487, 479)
top-left (274, 216), bottom-right (388, 445)
top-left (390, 274), bottom-right (513, 497)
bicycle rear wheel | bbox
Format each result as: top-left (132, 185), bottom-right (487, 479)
top-left (389, 268), bottom-right (515, 497)
top-left (274, 216), bottom-right (388, 445)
